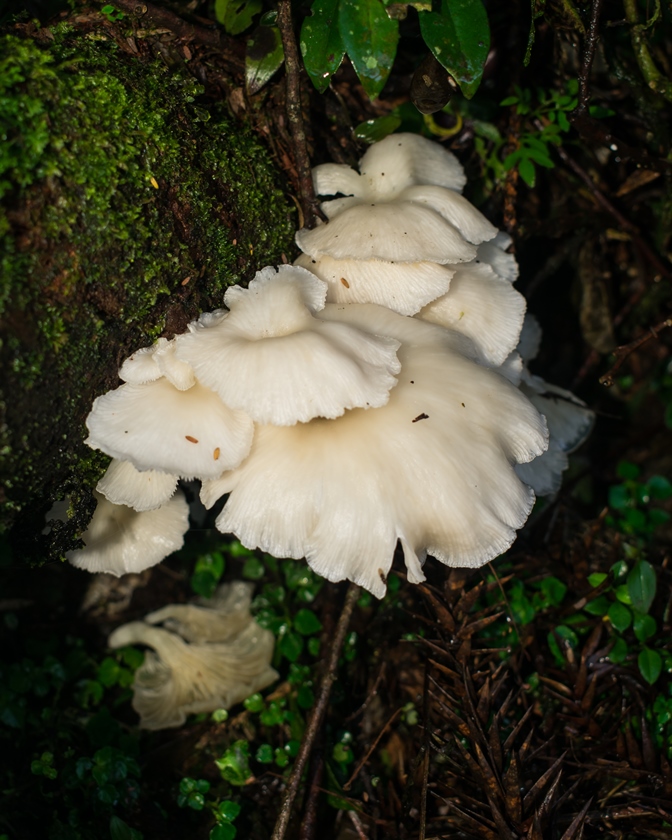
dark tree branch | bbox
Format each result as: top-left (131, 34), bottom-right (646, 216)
top-left (271, 582), bottom-right (360, 840)
top-left (574, 0), bottom-right (604, 118)
top-left (599, 318), bottom-right (672, 386)
top-left (276, 0), bottom-right (324, 229)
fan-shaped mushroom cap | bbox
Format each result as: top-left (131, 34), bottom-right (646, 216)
top-left (108, 616), bottom-right (277, 730)
top-left (145, 581), bottom-right (254, 643)
top-left (202, 305), bottom-right (548, 598)
top-left (294, 252), bottom-right (453, 316)
top-left (96, 459), bottom-right (179, 512)
top-left (66, 490), bottom-right (189, 577)
top-left (515, 374), bottom-right (594, 496)
top-left (86, 377), bottom-right (254, 479)
top-left (312, 133), bottom-right (467, 200)
top-left (296, 202), bottom-right (477, 265)
top-left (174, 265), bottom-right (402, 426)
top-left (476, 232), bottom-right (519, 283)
top-left (120, 337), bottom-right (195, 391)
top-left (417, 263), bottom-right (527, 366)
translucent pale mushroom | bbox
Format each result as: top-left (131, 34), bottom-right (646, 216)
top-left (175, 265), bottom-right (401, 426)
top-left (146, 581), bottom-right (255, 643)
top-left (417, 263), bottom-right (527, 367)
top-left (97, 458), bottom-right (178, 512)
top-left (202, 305), bottom-right (548, 599)
top-left (108, 619), bottom-right (277, 730)
top-left (120, 337), bottom-right (195, 391)
top-left (86, 377), bottom-right (254, 479)
top-left (312, 132), bottom-right (467, 199)
top-left (294, 252), bottom-right (453, 316)
top-left (66, 490), bottom-right (189, 577)
top-left (296, 202), bottom-right (478, 265)
top-left (476, 232), bottom-right (519, 283)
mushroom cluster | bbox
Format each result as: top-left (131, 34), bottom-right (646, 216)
top-left (70, 133), bottom-right (592, 598)
top-left (108, 582), bottom-right (277, 729)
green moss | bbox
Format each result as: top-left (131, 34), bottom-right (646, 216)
top-left (0, 26), bottom-right (296, 562)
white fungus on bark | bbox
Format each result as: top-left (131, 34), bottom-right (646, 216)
top-left (66, 490), bottom-right (189, 577)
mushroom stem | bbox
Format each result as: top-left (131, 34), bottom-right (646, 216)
top-left (271, 582), bottom-right (360, 840)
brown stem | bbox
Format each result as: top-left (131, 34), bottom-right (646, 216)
top-left (271, 582), bottom-right (360, 840)
top-left (343, 707), bottom-right (402, 790)
top-left (599, 318), bottom-right (672, 386)
top-left (298, 745), bottom-right (324, 840)
top-left (276, 0), bottom-right (324, 229)
top-left (573, 0), bottom-right (604, 117)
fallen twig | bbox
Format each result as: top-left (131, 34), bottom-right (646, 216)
top-left (271, 582), bottom-right (360, 840)
top-left (599, 318), bottom-right (672, 386)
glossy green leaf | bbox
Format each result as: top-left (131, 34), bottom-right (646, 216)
top-left (215, 0), bottom-right (262, 34)
top-left (617, 460), bottom-right (640, 481)
top-left (539, 576), bottom-right (567, 606)
top-left (633, 612), bottom-right (657, 642)
top-left (627, 560), bottom-right (656, 614)
top-left (547, 624), bottom-right (578, 665)
top-left (215, 741), bottom-right (252, 786)
top-left (242, 556), bottom-right (265, 580)
top-left (255, 744), bottom-right (274, 763)
top-left (608, 484), bottom-right (630, 511)
top-left (294, 608), bottom-right (323, 636)
top-left (210, 824), bottom-right (236, 840)
top-left (301, 0), bottom-right (346, 93)
top-left (354, 113), bottom-right (402, 144)
top-left (418, 0), bottom-right (489, 99)
top-left (649, 475), bottom-right (672, 499)
top-left (607, 601), bottom-right (631, 632)
top-left (639, 647), bottom-right (662, 685)
top-left (518, 157), bottom-right (536, 188)
top-left (218, 801), bottom-right (242, 821)
top-left (608, 636), bottom-right (629, 664)
top-left (278, 630), bottom-right (304, 662)
top-left (339, 0), bottom-right (399, 99)
top-left (246, 26), bottom-right (284, 95)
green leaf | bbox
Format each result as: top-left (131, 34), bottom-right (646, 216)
top-left (615, 584), bottom-right (632, 605)
top-left (191, 552), bottom-right (225, 598)
top-left (518, 156), bottom-right (536, 187)
top-left (539, 576), bottom-right (567, 606)
top-left (354, 114), bottom-right (402, 144)
top-left (210, 824), bottom-right (237, 840)
top-left (218, 801), bottom-right (242, 821)
top-left (418, 0), bottom-right (490, 99)
top-left (109, 816), bottom-right (135, 840)
top-left (97, 657), bottom-right (121, 688)
top-left (244, 693), bottom-right (265, 713)
top-left (627, 560), bottom-right (656, 614)
top-left (255, 744), bottom-right (274, 763)
top-left (617, 460), bottom-right (640, 481)
top-left (547, 624), bottom-right (578, 665)
top-left (648, 475), bottom-right (672, 500)
top-left (294, 609), bottom-right (323, 636)
top-left (639, 647), bottom-right (662, 685)
top-left (215, 0), bottom-right (262, 34)
top-left (279, 630), bottom-right (304, 662)
top-left (588, 572), bottom-right (608, 588)
top-left (339, 0), bottom-right (399, 99)
top-left (607, 601), bottom-right (631, 632)
top-left (583, 594), bottom-right (610, 616)
top-left (633, 612), bottom-right (657, 643)
top-left (242, 557), bottom-right (265, 580)
top-left (246, 26), bottom-right (284, 95)
top-left (301, 0), bottom-right (346, 93)
top-left (608, 636), bottom-right (629, 664)
top-left (215, 741), bottom-right (252, 786)
top-left (608, 484), bottom-right (630, 511)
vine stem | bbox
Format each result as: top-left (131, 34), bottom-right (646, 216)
top-left (276, 0), bottom-right (323, 229)
top-left (271, 582), bottom-right (360, 840)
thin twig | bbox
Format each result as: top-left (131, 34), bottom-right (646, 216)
top-left (271, 583), bottom-right (360, 840)
top-left (276, 0), bottom-right (324, 230)
top-left (343, 707), bottom-right (403, 790)
top-left (298, 744), bottom-right (324, 840)
top-left (574, 0), bottom-right (604, 117)
top-left (599, 318), bottom-right (672, 386)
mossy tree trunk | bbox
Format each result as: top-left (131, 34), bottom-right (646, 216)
top-left (0, 20), bottom-right (297, 564)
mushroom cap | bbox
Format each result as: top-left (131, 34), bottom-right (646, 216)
top-left (175, 265), bottom-right (402, 425)
top-left (294, 252), bottom-right (453, 316)
top-left (120, 337), bottom-right (195, 391)
top-left (417, 262), bottom-right (527, 367)
top-left (145, 581), bottom-right (255, 643)
top-left (296, 202), bottom-right (477, 265)
top-left (312, 133), bottom-right (467, 200)
top-left (66, 490), bottom-right (189, 577)
top-left (202, 305), bottom-right (548, 598)
top-left (85, 377), bottom-right (254, 479)
top-left (476, 232), bottom-right (519, 283)
top-left (96, 458), bottom-right (179, 512)
top-left (108, 618), bottom-right (277, 729)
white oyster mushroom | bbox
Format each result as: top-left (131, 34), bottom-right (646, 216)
top-left (108, 611), bottom-right (277, 730)
top-left (86, 377), bottom-right (254, 480)
top-left (202, 305), bottom-right (548, 599)
top-left (119, 337), bottom-right (195, 391)
top-left (174, 265), bottom-right (401, 426)
top-left (294, 252), bottom-right (454, 316)
top-left (476, 232), bottom-right (519, 283)
top-left (417, 262), bottom-right (527, 367)
top-left (66, 490), bottom-right (189, 577)
top-left (96, 459), bottom-right (179, 512)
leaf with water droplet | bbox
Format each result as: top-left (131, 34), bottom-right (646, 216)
top-left (339, 0), bottom-right (399, 99)
top-left (301, 0), bottom-right (346, 93)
